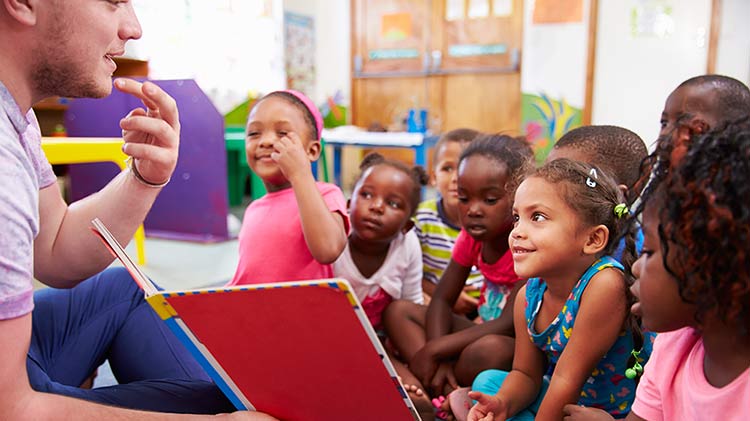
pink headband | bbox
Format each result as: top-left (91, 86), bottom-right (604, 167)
top-left (279, 89), bottom-right (323, 141)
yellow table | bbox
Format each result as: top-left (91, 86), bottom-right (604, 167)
top-left (41, 137), bottom-right (147, 265)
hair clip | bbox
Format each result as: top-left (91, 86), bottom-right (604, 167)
top-left (586, 168), bottom-right (598, 188)
top-left (625, 349), bottom-right (644, 379)
top-left (614, 203), bottom-right (629, 218)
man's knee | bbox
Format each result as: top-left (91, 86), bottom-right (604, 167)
top-left (91, 267), bottom-right (143, 298)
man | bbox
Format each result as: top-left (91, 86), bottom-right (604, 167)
top-left (0, 1), bottom-right (275, 419)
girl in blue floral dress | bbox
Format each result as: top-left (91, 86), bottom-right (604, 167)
top-left (465, 159), bottom-right (652, 421)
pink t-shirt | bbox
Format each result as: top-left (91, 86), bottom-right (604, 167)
top-left (632, 327), bottom-right (750, 421)
top-left (451, 229), bottom-right (516, 286)
top-left (228, 182), bottom-right (349, 285)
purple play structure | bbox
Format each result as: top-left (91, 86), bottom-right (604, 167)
top-left (65, 79), bottom-right (230, 242)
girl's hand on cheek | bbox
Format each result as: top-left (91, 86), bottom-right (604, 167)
top-left (271, 132), bottom-right (311, 182)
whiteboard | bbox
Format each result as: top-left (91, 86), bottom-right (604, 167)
top-left (592, 0), bottom-right (711, 149)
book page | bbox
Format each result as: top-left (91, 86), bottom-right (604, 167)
top-left (90, 218), bottom-right (158, 296)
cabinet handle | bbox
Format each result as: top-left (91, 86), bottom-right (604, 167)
top-left (431, 50), bottom-right (442, 72)
top-left (353, 49), bottom-right (520, 78)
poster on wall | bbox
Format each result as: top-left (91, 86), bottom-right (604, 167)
top-left (630, 0), bottom-right (675, 38)
top-left (285, 12), bottom-right (316, 97)
top-left (381, 12), bottom-right (412, 41)
top-left (533, 0), bottom-right (583, 24)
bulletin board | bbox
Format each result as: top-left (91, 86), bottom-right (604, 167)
top-left (285, 12), bottom-right (316, 96)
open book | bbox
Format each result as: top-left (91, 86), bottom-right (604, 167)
top-left (90, 218), bottom-right (420, 421)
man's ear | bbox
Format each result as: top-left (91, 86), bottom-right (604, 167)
top-left (401, 219), bottom-right (415, 234)
top-left (583, 224), bottom-right (609, 255)
top-left (306, 140), bottom-right (322, 161)
top-left (3, 0), bottom-right (37, 26)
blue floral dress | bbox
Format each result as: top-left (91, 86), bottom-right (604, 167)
top-left (525, 256), bottom-right (652, 417)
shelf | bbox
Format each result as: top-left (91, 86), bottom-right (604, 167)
top-left (33, 97), bottom-right (71, 111)
top-left (32, 57), bottom-right (149, 135)
top-left (32, 57), bottom-right (149, 112)
top-left (112, 57), bottom-right (149, 78)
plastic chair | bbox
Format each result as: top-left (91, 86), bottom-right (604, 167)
top-left (41, 137), bottom-right (147, 265)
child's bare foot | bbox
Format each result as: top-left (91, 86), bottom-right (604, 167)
top-left (402, 383), bottom-right (434, 420)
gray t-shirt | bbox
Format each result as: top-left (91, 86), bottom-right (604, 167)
top-left (0, 81), bottom-right (56, 320)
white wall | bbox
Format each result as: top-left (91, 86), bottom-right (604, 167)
top-left (716, 0), bottom-right (750, 84)
top-left (592, 0), bottom-right (711, 146)
top-left (521, 0), bottom-right (591, 107)
top-left (124, 0), bottom-right (744, 134)
top-left (284, 0), bottom-right (351, 107)
top-left (127, 0), bottom-right (285, 114)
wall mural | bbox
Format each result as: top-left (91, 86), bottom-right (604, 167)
top-left (522, 93), bottom-right (582, 164)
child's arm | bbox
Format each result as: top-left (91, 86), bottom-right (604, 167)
top-left (402, 235), bottom-right (425, 304)
top-left (273, 133), bottom-right (347, 263)
top-left (422, 279), bottom-right (523, 356)
top-left (468, 286), bottom-right (547, 419)
top-left (562, 405), bottom-right (647, 420)
top-left (410, 276), bottom-right (524, 390)
top-left (425, 259), bottom-right (472, 338)
top-left (535, 268), bottom-right (629, 421)
top-left (407, 259), bottom-right (471, 385)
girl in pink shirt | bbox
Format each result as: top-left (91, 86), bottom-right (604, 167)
top-left (564, 120), bottom-right (750, 421)
top-left (383, 135), bottom-right (534, 420)
top-left (229, 90), bottom-right (349, 285)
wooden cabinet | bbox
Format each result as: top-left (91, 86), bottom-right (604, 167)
top-left (33, 57), bottom-right (149, 135)
top-left (351, 0), bottom-right (523, 135)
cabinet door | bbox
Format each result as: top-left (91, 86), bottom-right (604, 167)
top-left (351, 0), bottom-right (523, 133)
top-left (352, 0), bottom-right (430, 76)
top-left (431, 0), bottom-right (523, 133)
top-left (352, 0), bottom-right (435, 131)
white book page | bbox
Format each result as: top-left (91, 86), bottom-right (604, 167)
top-left (90, 218), bottom-right (158, 296)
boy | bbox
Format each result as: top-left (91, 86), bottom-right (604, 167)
top-left (546, 125), bottom-right (647, 203)
top-left (414, 128), bottom-right (482, 314)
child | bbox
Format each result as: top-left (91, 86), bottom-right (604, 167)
top-left (466, 158), bottom-right (644, 421)
top-left (565, 119), bottom-right (750, 421)
top-left (414, 128), bottom-right (484, 313)
top-left (383, 134), bottom-right (533, 420)
top-left (546, 125), bottom-right (647, 204)
top-left (656, 74), bottom-right (750, 165)
top-left (228, 90), bottom-right (349, 285)
top-left (546, 125), bottom-right (648, 261)
top-left (561, 75), bottom-right (750, 421)
top-left (333, 153), bottom-right (428, 330)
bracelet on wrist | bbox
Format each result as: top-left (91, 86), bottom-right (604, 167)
top-left (126, 157), bottom-right (170, 188)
